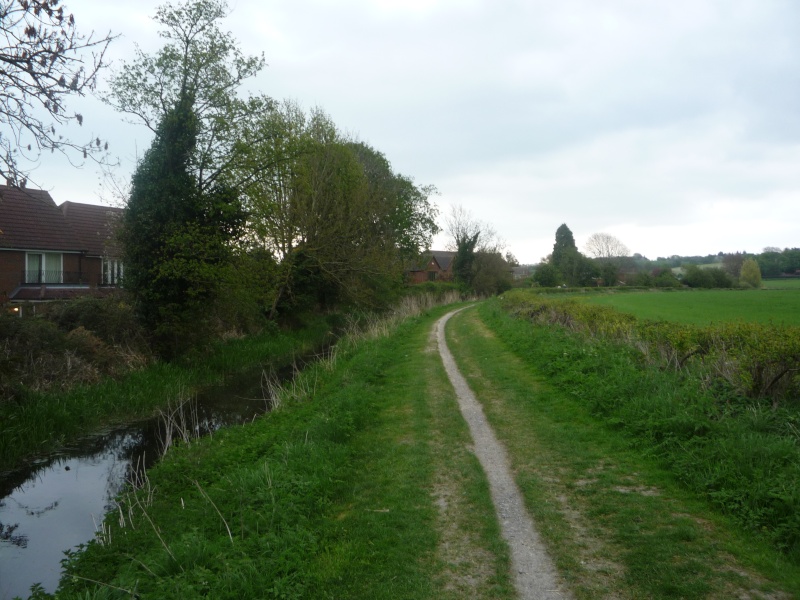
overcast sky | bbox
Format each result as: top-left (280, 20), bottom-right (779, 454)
top-left (36, 0), bottom-right (800, 263)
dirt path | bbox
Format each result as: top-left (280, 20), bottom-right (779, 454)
top-left (436, 309), bottom-right (573, 600)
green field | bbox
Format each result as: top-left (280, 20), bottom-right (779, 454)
top-left (762, 278), bottom-right (800, 290)
top-left (581, 289), bottom-right (800, 325)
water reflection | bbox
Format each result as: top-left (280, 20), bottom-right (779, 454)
top-left (0, 368), bottom-right (272, 600)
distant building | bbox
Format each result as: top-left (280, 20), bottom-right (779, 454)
top-left (0, 185), bottom-right (123, 307)
top-left (511, 265), bottom-right (533, 280)
top-left (407, 250), bottom-right (456, 284)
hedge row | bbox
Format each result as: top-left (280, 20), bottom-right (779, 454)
top-left (500, 291), bottom-right (800, 408)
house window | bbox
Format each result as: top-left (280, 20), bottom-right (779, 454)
top-left (103, 258), bottom-right (124, 285)
top-left (26, 252), bottom-right (62, 283)
top-left (428, 271), bottom-right (438, 282)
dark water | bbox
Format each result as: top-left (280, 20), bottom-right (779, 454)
top-left (0, 369), bottom-right (275, 600)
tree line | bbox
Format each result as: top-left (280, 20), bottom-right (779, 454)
top-left (531, 223), bottom-right (779, 290)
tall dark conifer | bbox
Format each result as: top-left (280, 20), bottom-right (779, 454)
top-left (122, 94), bottom-right (241, 357)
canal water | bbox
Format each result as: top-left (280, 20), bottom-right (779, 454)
top-left (0, 367), bottom-right (279, 600)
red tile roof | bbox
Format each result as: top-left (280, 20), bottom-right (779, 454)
top-left (60, 201), bottom-right (123, 256)
top-left (0, 185), bottom-right (122, 256)
top-left (0, 185), bottom-right (80, 252)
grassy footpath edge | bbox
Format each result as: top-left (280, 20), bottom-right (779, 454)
top-left (443, 300), bottom-right (800, 598)
top-left (52, 303), bottom-right (516, 600)
top-left (0, 315), bottom-right (337, 472)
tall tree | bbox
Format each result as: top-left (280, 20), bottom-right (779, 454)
top-left (757, 250), bottom-right (784, 278)
top-left (0, 0), bottom-right (114, 185)
top-left (237, 103), bottom-right (440, 315)
top-left (105, 0), bottom-right (264, 190)
top-left (234, 102), bottom-right (416, 316)
top-left (551, 223), bottom-right (578, 269)
top-left (122, 94), bottom-right (243, 357)
top-left (347, 141), bottom-right (439, 262)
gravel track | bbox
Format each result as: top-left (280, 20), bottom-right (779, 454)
top-left (436, 308), bottom-right (573, 600)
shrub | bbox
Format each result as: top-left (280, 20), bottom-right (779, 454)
top-left (654, 269), bottom-right (681, 287)
top-left (45, 294), bottom-right (147, 350)
top-left (740, 258), bottom-right (763, 289)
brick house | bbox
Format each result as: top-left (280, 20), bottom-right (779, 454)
top-left (0, 185), bottom-right (123, 305)
top-left (407, 250), bottom-right (456, 284)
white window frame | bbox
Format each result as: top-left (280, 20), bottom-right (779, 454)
top-left (103, 258), bottom-right (124, 285)
top-left (25, 252), bottom-right (63, 284)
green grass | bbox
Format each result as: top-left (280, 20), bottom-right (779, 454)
top-left (580, 288), bottom-right (800, 325)
top-left (38, 293), bottom-right (800, 598)
top-left (445, 302), bottom-right (800, 598)
top-left (763, 278), bottom-right (800, 290)
top-left (55, 303), bottom-right (516, 600)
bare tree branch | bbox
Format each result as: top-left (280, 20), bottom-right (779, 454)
top-left (0, 0), bottom-right (116, 185)
top-left (584, 232), bottom-right (630, 260)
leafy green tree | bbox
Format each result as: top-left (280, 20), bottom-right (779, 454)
top-left (236, 103), bottom-right (437, 315)
top-left (722, 252), bottom-right (746, 278)
top-left (549, 224), bottom-right (597, 286)
top-left (598, 261), bottom-right (619, 287)
top-left (782, 248), bottom-right (800, 274)
top-left (757, 250), bottom-right (784, 278)
top-left (740, 258), bottom-right (762, 289)
top-left (532, 263), bottom-right (561, 287)
top-left (472, 252), bottom-right (512, 295)
top-left (653, 269), bottom-right (681, 287)
top-left (630, 271), bottom-right (654, 287)
top-left (681, 265), bottom-right (733, 288)
top-left (453, 232), bottom-right (480, 288)
top-left (681, 265), bottom-right (712, 288)
top-left (708, 267), bottom-right (734, 288)
top-left (347, 142), bottom-right (439, 262)
top-left (106, 0), bottom-right (265, 190)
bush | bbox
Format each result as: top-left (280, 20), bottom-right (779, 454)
top-left (45, 294), bottom-right (147, 350)
top-left (654, 269), bottom-right (681, 287)
top-left (0, 297), bottom-right (153, 400)
top-left (682, 265), bottom-right (734, 288)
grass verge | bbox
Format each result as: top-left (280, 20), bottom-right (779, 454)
top-left (53, 301), bottom-right (516, 599)
top-left (442, 301), bottom-right (800, 598)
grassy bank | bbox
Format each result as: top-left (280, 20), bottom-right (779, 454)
top-left (444, 303), bottom-right (800, 597)
top-left (54, 300), bottom-right (515, 600)
top-left (467, 299), bottom-right (800, 582)
top-left (0, 315), bottom-right (337, 471)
